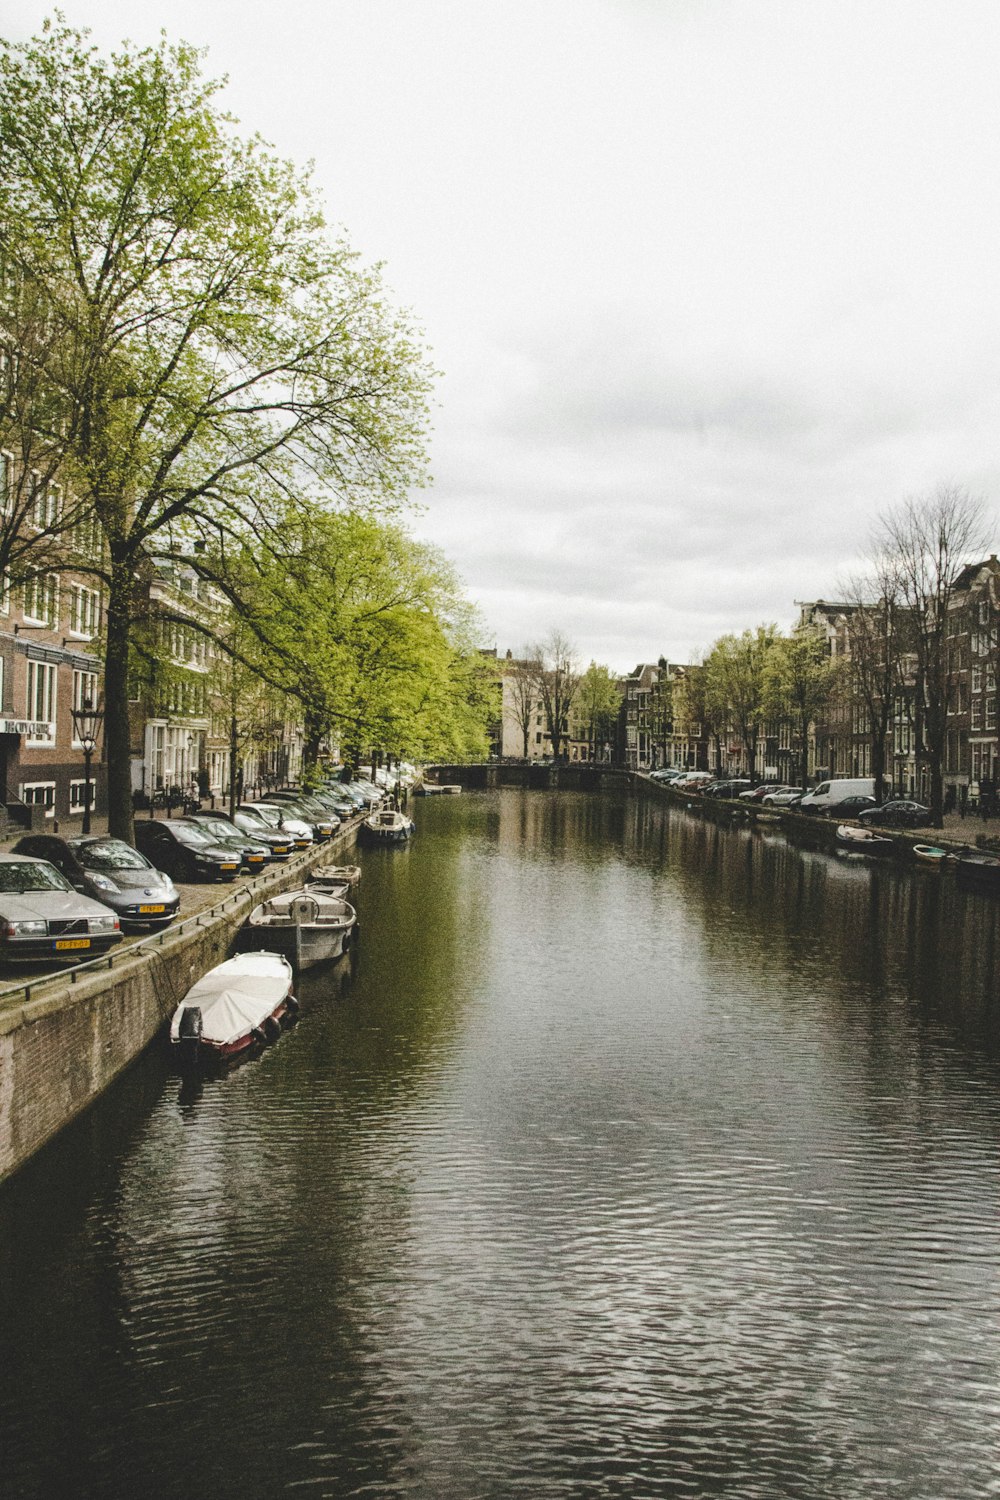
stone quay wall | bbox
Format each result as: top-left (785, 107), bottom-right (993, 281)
top-left (0, 825), bottom-right (358, 1186)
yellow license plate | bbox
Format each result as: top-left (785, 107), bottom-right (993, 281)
top-left (138, 904), bottom-right (164, 914)
top-left (248, 855), bottom-right (264, 863)
top-left (55, 938), bottom-right (91, 950)
top-left (220, 863), bottom-right (238, 870)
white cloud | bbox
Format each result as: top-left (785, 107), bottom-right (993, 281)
top-left (10, 0), bottom-right (1000, 669)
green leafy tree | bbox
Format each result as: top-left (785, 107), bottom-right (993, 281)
top-left (0, 20), bottom-right (433, 838)
top-left (575, 661), bottom-right (620, 762)
top-left (702, 626), bottom-right (780, 775)
top-left (764, 624), bottom-right (839, 790)
top-left (219, 509), bottom-right (489, 776)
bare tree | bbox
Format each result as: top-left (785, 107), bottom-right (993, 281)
top-left (878, 484), bottom-right (987, 825)
top-left (504, 651), bottom-right (540, 760)
top-left (530, 631), bottom-right (581, 763)
top-left (838, 554), bottom-right (906, 804)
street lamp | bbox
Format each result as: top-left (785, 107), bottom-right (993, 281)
top-left (71, 697), bottom-right (103, 835)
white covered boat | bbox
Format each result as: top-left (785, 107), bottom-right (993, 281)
top-left (835, 823), bottom-right (894, 855)
top-left (170, 952), bottom-right (295, 1066)
top-left (241, 889), bottom-right (357, 969)
top-left (359, 807), bottom-right (415, 844)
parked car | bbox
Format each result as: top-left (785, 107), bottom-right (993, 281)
top-left (311, 788), bottom-right (359, 819)
top-left (673, 771), bottom-right (714, 792)
top-left (858, 799), bottom-right (932, 829)
top-left (11, 834), bottom-right (180, 928)
top-left (649, 769), bottom-right (685, 783)
top-left (825, 795), bottom-right (878, 820)
top-left (0, 852), bottom-right (122, 960)
top-left (189, 809), bottom-right (294, 861)
top-left (133, 820), bottom-right (242, 882)
top-left (762, 788), bottom-right (804, 807)
top-left (703, 779), bottom-right (754, 799)
top-left (179, 816), bottom-right (271, 872)
top-left (239, 803), bottom-right (314, 849)
top-left (799, 778), bottom-right (878, 815)
top-left (739, 783), bottom-right (795, 802)
top-left (262, 793), bottom-right (340, 838)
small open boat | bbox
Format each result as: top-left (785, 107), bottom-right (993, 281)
top-left (835, 824), bottom-right (894, 855)
top-left (241, 889), bottom-right (357, 969)
top-left (954, 849), bottom-right (1000, 890)
top-left (307, 862), bottom-right (361, 889)
top-left (170, 952), bottom-right (295, 1067)
top-left (360, 807), bottom-right (415, 844)
top-left (911, 844), bottom-right (953, 869)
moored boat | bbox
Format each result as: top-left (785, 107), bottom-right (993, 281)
top-left (359, 807), bottom-right (415, 844)
top-left (240, 889), bottom-right (357, 969)
top-left (310, 864), bottom-right (365, 882)
top-left (954, 848), bottom-right (1000, 889)
top-left (911, 843), bottom-right (953, 869)
top-left (835, 824), bottom-right (894, 854)
top-left (170, 951), bottom-right (295, 1066)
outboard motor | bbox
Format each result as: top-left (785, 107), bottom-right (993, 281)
top-left (177, 1006), bottom-right (203, 1065)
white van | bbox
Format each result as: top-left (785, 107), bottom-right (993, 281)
top-left (799, 777), bottom-right (877, 815)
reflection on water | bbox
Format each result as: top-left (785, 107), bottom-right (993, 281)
top-left (2, 789), bottom-right (1000, 1499)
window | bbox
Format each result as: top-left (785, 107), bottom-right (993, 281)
top-left (0, 571), bottom-right (9, 616)
top-left (26, 660), bottom-right (56, 737)
top-left (68, 584), bottom-right (100, 637)
top-left (69, 780), bottom-right (96, 813)
top-left (971, 698), bottom-right (983, 730)
top-left (972, 667), bottom-right (983, 695)
top-left (30, 475), bottom-right (60, 530)
top-left (20, 782), bottom-right (56, 817)
top-left (22, 573), bottom-right (59, 626)
top-left (0, 451), bottom-right (12, 516)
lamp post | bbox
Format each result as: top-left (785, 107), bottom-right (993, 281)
top-left (70, 697), bottom-right (103, 835)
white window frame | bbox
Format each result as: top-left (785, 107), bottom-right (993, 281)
top-left (22, 572), bottom-right (59, 628)
top-left (68, 583), bottom-right (100, 639)
top-left (26, 659), bottom-right (57, 743)
top-left (0, 450), bottom-right (12, 517)
top-left (20, 781), bottom-right (56, 817)
top-left (69, 779), bottom-right (97, 813)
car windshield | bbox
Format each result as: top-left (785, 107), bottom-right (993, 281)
top-left (169, 823), bottom-right (212, 846)
top-left (195, 820), bottom-right (239, 840)
top-left (247, 806), bottom-right (280, 827)
top-left (0, 860), bottom-right (72, 893)
top-left (72, 839), bottom-right (149, 871)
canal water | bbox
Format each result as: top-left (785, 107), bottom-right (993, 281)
top-left (2, 788), bottom-right (1000, 1500)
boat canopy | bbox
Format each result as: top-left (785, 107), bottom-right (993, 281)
top-left (170, 953), bottom-right (291, 1044)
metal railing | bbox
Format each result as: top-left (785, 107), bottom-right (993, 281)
top-left (0, 839), bottom-right (327, 1012)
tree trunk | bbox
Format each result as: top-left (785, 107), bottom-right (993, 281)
top-left (302, 705), bottom-right (324, 782)
top-left (104, 552), bottom-right (135, 843)
top-left (228, 710), bottom-right (239, 819)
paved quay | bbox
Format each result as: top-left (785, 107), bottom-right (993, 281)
top-left (0, 801), bottom-right (366, 988)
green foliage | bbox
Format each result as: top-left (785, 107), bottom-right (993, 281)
top-left (215, 509), bottom-right (491, 772)
top-left (0, 18), bottom-right (435, 835)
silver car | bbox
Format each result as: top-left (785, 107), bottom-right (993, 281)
top-left (0, 853), bottom-right (123, 960)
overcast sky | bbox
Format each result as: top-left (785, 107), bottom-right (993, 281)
top-left (7, 1), bottom-right (1000, 671)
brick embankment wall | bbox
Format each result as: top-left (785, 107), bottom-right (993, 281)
top-left (0, 825), bottom-right (359, 1186)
